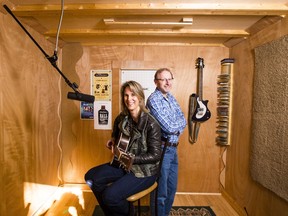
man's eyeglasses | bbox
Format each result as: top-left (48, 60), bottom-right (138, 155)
top-left (155, 78), bottom-right (174, 82)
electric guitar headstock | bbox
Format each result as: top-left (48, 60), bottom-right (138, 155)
top-left (195, 57), bottom-right (205, 69)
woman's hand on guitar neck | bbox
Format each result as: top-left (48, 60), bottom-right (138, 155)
top-left (106, 140), bottom-right (115, 153)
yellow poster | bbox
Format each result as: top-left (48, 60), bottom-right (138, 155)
top-left (91, 70), bottom-right (112, 101)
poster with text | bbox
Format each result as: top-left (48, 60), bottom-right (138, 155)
top-left (80, 102), bottom-right (94, 120)
top-left (91, 70), bottom-right (112, 101)
top-left (94, 101), bottom-right (112, 130)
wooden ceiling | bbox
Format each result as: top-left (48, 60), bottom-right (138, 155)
top-left (1, 0), bottom-right (288, 47)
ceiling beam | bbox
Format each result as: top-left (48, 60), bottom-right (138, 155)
top-left (44, 29), bottom-right (249, 38)
top-left (11, 3), bottom-right (288, 16)
top-left (46, 36), bottom-right (228, 47)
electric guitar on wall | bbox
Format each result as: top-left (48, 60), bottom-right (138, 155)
top-left (191, 57), bottom-right (211, 122)
top-left (110, 133), bottom-right (135, 172)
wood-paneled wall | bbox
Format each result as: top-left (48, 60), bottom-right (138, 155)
top-left (225, 17), bottom-right (288, 216)
top-left (61, 45), bottom-right (229, 193)
top-left (0, 13), bottom-right (61, 215)
top-left (1, 8), bottom-right (288, 216)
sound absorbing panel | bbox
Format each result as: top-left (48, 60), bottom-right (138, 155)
top-left (251, 35), bottom-right (288, 202)
top-left (216, 58), bottom-right (234, 146)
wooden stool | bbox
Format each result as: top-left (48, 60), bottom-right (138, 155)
top-left (127, 144), bottom-right (167, 216)
top-left (127, 181), bottom-right (158, 215)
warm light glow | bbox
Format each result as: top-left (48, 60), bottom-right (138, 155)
top-left (24, 182), bottom-right (59, 215)
top-left (59, 186), bottom-right (85, 209)
top-left (24, 182), bottom-right (86, 216)
top-left (68, 207), bottom-right (78, 216)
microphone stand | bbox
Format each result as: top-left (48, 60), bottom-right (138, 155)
top-left (3, 5), bottom-right (95, 103)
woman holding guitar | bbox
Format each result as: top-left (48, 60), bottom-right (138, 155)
top-left (85, 80), bottom-right (162, 216)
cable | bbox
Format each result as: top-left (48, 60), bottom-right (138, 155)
top-left (54, 0), bottom-right (64, 55)
top-left (219, 146), bottom-right (227, 189)
top-left (55, 0), bottom-right (65, 185)
top-left (57, 73), bottom-right (64, 185)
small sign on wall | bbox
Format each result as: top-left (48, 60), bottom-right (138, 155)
top-left (94, 101), bottom-right (112, 130)
top-left (91, 69), bottom-right (112, 129)
top-left (91, 70), bottom-right (112, 101)
top-left (80, 102), bottom-right (94, 120)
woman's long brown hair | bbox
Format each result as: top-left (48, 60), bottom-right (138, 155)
top-left (120, 80), bottom-right (148, 115)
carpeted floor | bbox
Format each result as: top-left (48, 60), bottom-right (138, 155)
top-left (169, 206), bottom-right (216, 216)
top-left (93, 205), bottom-right (216, 216)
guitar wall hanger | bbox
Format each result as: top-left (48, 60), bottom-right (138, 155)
top-left (3, 4), bottom-right (95, 103)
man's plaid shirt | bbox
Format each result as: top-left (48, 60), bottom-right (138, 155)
top-left (147, 88), bottom-right (186, 143)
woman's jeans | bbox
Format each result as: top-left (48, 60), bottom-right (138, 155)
top-left (85, 162), bottom-right (157, 216)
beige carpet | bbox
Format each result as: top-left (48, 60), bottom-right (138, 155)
top-left (251, 35), bottom-right (288, 202)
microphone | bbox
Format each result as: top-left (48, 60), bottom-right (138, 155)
top-left (67, 92), bottom-right (95, 103)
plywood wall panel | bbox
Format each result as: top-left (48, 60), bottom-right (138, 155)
top-left (0, 13), bottom-right (61, 215)
top-left (1, 7), bottom-right (287, 216)
top-left (61, 44), bottom-right (229, 193)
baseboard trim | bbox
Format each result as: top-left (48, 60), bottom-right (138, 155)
top-left (176, 192), bottom-right (221, 196)
top-left (221, 190), bottom-right (247, 216)
top-left (62, 184), bottom-right (223, 195)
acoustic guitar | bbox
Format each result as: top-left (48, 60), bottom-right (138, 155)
top-left (191, 57), bottom-right (211, 122)
top-left (110, 133), bottom-right (135, 172)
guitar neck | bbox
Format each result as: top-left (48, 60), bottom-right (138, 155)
top-left (197, 67), bottom-right (203, 100)
top-left (195, 57), bottom-right (204, 100)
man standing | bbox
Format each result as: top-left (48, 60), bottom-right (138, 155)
top-left (147, 68), bottom-right (187, 216)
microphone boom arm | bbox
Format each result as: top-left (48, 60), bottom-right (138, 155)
top-left (3, 4), bottom-right (94, 102)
